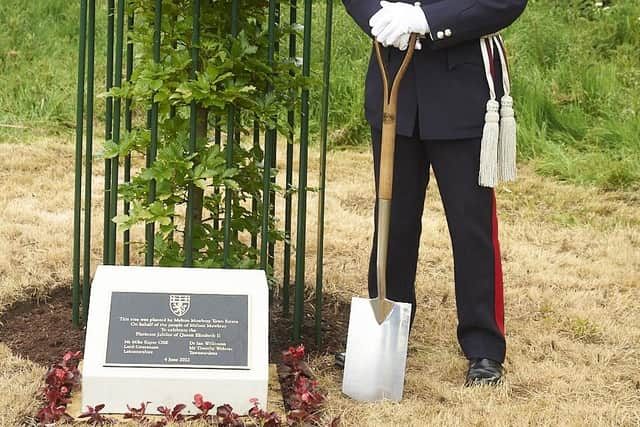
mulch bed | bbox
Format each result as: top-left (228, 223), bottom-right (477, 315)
top-left (0, 285), bottom-right (350, 368)
top-left (0, 287), bottom-right (86, 367)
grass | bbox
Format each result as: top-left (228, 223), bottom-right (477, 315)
top-left (0, 140), bottom-right (83, 311)
top-left (1, 2), bottom-right (639, 426)
top-left (308, 1), bottom-right (371, 147)
top-left (1, 0), bottom-right (637, 189)
top-left (0, 346), bottom-right (44, 426)
top-left (1, 138), bottom-right (639, 425)
top-left (509, 0), bottom-right (640, 190)
top-left (0, 0), bottom-right (107, 143)
top-left (312, 0), bottom-right (640, 190)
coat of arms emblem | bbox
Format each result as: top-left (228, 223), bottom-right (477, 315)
top-left (169, 295), bottom-right (191, 317)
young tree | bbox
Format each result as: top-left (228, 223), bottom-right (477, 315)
top-left (107, 0), bottom-right (305, 270)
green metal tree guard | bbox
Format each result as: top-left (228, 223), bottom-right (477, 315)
top-left (72, 0), bottom-right (333, 344)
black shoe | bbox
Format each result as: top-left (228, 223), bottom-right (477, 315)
top-left (334, 351), bottom-right (345, 369)
top-left (465, 358), bottom-right (503, 386)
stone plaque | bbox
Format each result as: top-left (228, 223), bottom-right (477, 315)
top-left (105, 292), bottom-right (249, 368)
top-left (82, 265), bottom-right (268, 414)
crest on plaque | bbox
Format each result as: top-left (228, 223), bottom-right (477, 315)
top-left (169, 295), bottom-right (191, 317)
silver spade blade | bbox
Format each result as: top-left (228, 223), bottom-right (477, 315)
top-left (342, 296), bottom-right (411, 401)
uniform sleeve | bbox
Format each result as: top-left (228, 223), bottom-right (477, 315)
top-left (423, 0), bottom-right (528, 49)
top-left (341, 0), bottom-right (380, 37)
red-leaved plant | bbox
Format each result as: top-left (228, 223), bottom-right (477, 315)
top-left (36, 350), bottom-right (83, 425)
top-left (123, 401), bottom-right (151, 424)
top-left (279, 345), bottom-right (340, 427)
top-left (189, 393), bottom-right (215, 422)
top-left (78, 403), bottom-right (116, 425)
top-left (157, 403), bottom-right (186, 423)
top-left (248, 398), bottom-right (282, 427)
top-left (281, 345), bottom-right (305, 368)
top-left (216, 403), bottom-right (243, 426)
top-left (37, 348), bottom-right (339, 426)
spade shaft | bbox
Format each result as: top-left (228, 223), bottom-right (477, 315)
top-left (371, 35), bottom-right (417, 324)
top-left (342, 35), bottom-right (419, 402)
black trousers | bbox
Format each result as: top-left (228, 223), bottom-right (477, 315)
top-left (369, 128), bottom-right (506, 363)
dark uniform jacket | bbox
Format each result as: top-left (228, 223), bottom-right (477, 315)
top-left (342, 0), bottom-right (528, 140)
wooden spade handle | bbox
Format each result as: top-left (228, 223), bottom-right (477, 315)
top-left (374, 34), bottom-right (418, 201)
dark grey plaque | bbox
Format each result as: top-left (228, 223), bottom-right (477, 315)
top-left (105, 292), bottom-right (249, 369)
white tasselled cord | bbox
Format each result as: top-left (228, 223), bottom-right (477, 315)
top-left (478, 37), bottom-right (499, 188)
top-left (494, 35), bottom-right (517, 182)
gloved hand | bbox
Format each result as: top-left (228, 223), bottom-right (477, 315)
top-left (392, 32), bottom-right (423, 51)
top-left (369, 1), bottom-right (429, 49)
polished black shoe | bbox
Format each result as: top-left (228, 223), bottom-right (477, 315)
top-left (465, 358), bottom-right (503, 386)
top-left (334, 351), bottom-right (346, 369)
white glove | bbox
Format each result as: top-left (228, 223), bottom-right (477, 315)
top-left (369, 1), bottom-right (429, 49)
top-left (392, 32), bottom-right (423, 51)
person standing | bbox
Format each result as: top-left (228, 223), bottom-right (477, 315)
top-left (336, 0), bottom-right (528, 385)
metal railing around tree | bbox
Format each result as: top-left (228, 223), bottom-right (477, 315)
top-left (72, 0), bottom-right (333, 344)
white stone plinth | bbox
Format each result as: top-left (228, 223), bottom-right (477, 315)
top-left (82, 265), bottom-right (268, 415)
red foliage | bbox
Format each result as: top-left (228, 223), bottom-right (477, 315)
top-left (78, 403), bottom-right (116, 425)
top-left (281, 344), bottom-right (305, 368)
top-left (248, 398), bottom-right (282, 426)
top-left (188, 393), bottom-right (215, 422)
top-left (36, 402), bottom-right (73, 425)
top-left (123, 401), bottom-right (151, 424)
top-left (279, 344), bottom-right (334, 425)
top-left (36, 347), bottom-right (339, 427)
top-left (36, 350), bottom-right (83, 425)
top-left (216, 403), bottom-right (243, 426)
top-left (280, 345), bottom-right (341, 426)
top-left (62, 350), bottom-right (83, 366)
top-left (157, 403), bottom-right (186, 423)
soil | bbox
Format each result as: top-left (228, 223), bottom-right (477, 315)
top-left (0, 285), bottom-right (350, 368)
top-left (0, 287), bottom-right (86, 368)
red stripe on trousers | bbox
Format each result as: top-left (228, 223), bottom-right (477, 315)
top-left (491, 190), bottom-right (505, 335)
top-left (485, 37), bottom-right (503, 335)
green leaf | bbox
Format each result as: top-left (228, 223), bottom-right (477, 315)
top-left (112, 214), bottom-right (130, 224)
top-left (222, 168), bottom-right (239, 178)
top-left (194, 178), bottom-right (208, 190)
top-left (157, 216), bottom-right (172, 226)
top-left (224, 179), bottom-right (240, 191)
top-left (140, 168), bottom-right (156, 181)
top-left (149, 79), bottom-right (162, 92)
top-left (101, 141), bottom-right (120, 159)
top-left (149, 201), bottom-right (166, 217)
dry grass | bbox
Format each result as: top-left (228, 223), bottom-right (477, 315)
top-left (0, 139), bottom-right (107, 312)
top-left (0, 344), bottom-right (45, 426)
top-left (0, 137), bottom-right (639, 425)
top-left (313, 149), bottom-right (640, 426)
